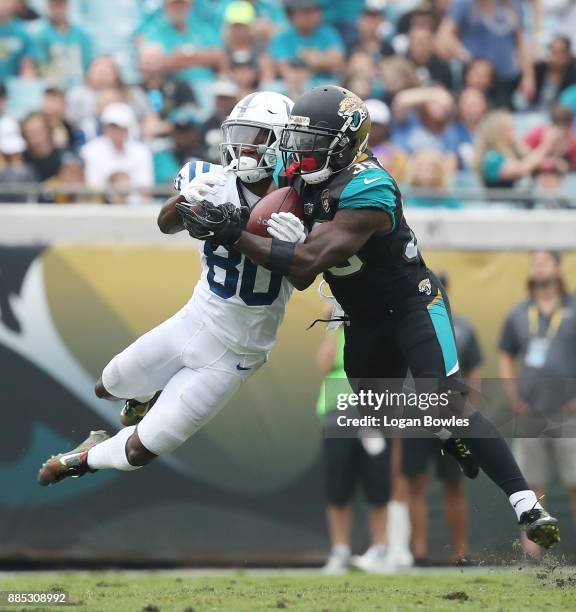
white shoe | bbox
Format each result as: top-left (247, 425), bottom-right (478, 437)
top-left (384, 548), bottom-right (414, 569)
top-left (322, 548), bottom-right (351, 575)
top-left (351, 546), bottom-right (395, 574)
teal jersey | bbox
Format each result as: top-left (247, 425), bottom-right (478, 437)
top-left (137, 11), bottom-right (220, 83)
top-left (286, 153), bottom-right (429, 317)
top-left (35, 21), bottom-right (92, 87)
top-left (0, 18), bottom-right (36, 79)
top-left (320, 0), bottom-right (364, 23)
top-left (268, 23), bottom-right (344, 79)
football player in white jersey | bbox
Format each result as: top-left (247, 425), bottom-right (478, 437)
top-left (37, 92), bottom-right (305, 486)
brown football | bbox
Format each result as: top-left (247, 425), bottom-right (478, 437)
top-left (245, 186), bottom-right (303, 237)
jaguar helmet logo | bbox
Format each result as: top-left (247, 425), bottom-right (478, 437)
top-left (338, 95), bottom-right (368, 133)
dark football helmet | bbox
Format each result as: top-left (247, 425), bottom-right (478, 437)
top-left (280, 85), bottom-right (371, 184)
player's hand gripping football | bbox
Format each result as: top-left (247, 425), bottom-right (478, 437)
top-left (181, 170), bottom-right (226, 203)
top-left (175, 200), bottom-right (249, 246)
top-left (266, 212), bottom-right (306, 244)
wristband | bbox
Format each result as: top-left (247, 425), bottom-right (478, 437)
top-left (267, 238), bottom-right (295, 274)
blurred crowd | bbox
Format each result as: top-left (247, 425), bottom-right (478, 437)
top-left (2, 0), bottom-right (576, 206)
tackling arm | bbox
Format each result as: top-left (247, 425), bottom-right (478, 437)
top-left (235, 208), bottom-right (391, 290)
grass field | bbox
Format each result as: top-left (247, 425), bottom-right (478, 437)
top-left (1, 567), bottom-right (576, 612)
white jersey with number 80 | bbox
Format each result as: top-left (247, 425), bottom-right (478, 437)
top-left (176, 160), bottom-right (293, 355)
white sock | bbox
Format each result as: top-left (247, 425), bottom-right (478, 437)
top-left (331, 544), bottom-right (351, 557)
top-left (509, 490), bottom-right (543, 521)
top-left (87, 426), bottom-right (141, 471)
top-left (134, 393), bottom-right (155, 404)
top-left (386, 500), bottom-right (411, 554)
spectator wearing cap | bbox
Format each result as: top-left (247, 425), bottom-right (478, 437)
top-left (0, 0), bottom-right (37, 78)
top-left (437, 0), bottom-right (534, 108)
top-left (404, 23), bottom-right (452, 90)
top-left (391, 86), bottom-right (460, 163)
top-left (532, 36), bottom-right (576, 112)
top-left (224, 1), bottom-right (262, 64)
top-left (525, 105), bottom-right (576, 172)
top-left (138, 44), bottom-right (197, 139)
top-left (499, 250), bottom-right (576, 557)
top-left (474, 110), bottom-right (565, 189)
top-left (137, 0), bottom-right (226, 84)
top-left (263, 0), bottom-right (345, 86)
top-left (154, 110), bottom-right (203, 185)
top-left (0, 116), bottom-right (36, 203)
top-left (81, 103), bottom-right (154, 193)
top-left (200, 80), bottom-right (240, 163)
top-left (21, 111), bottom-right (66, 181)
top-left (40, 151), bottom-right (95, 204)
top-left (354, 1), bottom-right (394, 62)
top-left (453, 88), bottom-right (488, 169)
top-left (35, 0), bottom-right (93, 89)
top-left (365, 98), bottom-right (407, 181)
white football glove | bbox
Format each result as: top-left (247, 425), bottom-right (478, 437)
top-left (266, 212), bottom-right (306, 244)
top-left (182, 171), bottom-right (227, 204)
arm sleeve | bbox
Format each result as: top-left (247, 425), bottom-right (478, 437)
top-left (499, 311), bottom-right (520, 356)
top-left (338, 170), bottom-right (399, 232)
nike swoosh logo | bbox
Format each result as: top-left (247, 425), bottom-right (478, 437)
top-left (59, 452), bottom-right (82, 467)
top-left (236, 364), bottom-right (252, 371)
top-left (364, 177), bottom-right (382, 185)
top-left (513, 498), bottom-right (526, 508)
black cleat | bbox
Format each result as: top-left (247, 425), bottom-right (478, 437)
top-left (442, 438), bottom-right (479, 479)
top-left (519, 508), bottom-right (560, 549)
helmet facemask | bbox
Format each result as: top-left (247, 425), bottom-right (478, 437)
top-left (220, 120), bottom-right (279, 184)
top-left (280, 125), bottom-right (356, 185)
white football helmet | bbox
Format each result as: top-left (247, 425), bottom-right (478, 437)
top-left (220, 92), bottom-right (294, 184)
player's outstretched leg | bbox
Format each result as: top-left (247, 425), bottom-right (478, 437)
top-left (37, 430), bottom-right (110, 486)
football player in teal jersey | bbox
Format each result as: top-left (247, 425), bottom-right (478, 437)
top-left (184, 85), bottom-right (560, 550)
